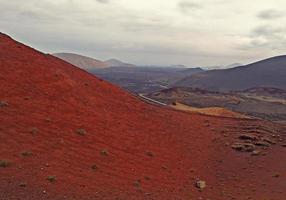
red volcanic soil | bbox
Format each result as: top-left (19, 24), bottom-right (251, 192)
top-left (0, 33), bottom-right (286, 200)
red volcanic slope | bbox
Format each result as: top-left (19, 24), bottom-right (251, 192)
top-left (0, 33), bottom-right (286, 200)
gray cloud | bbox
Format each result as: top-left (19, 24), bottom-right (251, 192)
top-left (252, 26), bottom-right (282, 37)
top-left (239, 25), bottom-right (286, 51)
top-left (177, 1), bottom-right (202, 14)
top-left (1, 0), bottom-right (286, 67)
top-left (96, 0), bottom-right (109, 4)
top-left (257, 9), bottom-right (284, 20)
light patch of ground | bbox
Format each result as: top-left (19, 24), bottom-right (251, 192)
top-left (241, 94), bottom-right (286, 105)
top-left (171, 102), bottom-right (250, 119)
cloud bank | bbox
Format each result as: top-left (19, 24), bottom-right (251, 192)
top-left (1, 0), bottom-right (286, 66)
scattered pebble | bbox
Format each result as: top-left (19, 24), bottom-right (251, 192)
top-left (196, 180), bottom-right (206, 190)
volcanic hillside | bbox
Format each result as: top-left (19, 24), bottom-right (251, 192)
top-left (0, 33), bottom-right (286, 200)
top-left (176, 56), bottom-right (286, 91)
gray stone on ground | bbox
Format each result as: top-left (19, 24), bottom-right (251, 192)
top-left (196, 180), bottom-right (206, 190)
top-left (231, 143), bottom-right (255, 152)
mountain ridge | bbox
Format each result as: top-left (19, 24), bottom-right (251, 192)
top-left (176, 55), bottom-right (286, 91)
top-left (53, 52), bottom-right (108, 69)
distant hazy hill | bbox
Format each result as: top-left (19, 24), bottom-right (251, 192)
top-left (104, 58), bottom-right (136, 67)
top-left (224, 63), bottom-right (243, 69)
top-left (90, 66), bottom-right (204, 93)
top-left (53, 53), bottom-right (107, 69)
top-left (140, 64), bottom-right (189, 68)
top-left (53, 53), bottom-right (137, 69)
top-left (176, 56), bottom-right (286, 91)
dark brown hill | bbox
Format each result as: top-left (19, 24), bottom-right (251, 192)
top-left (176, 56), bottom-right (286, 91)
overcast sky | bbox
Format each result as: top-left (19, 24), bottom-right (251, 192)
top-left (1, 0), bottom-right (286, 67)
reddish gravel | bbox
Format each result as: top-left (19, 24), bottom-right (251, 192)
top-left (0, 33), bottom-right (285, 200)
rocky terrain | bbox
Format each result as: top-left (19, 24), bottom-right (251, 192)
top-left (147, 87), bottom-right (286, 121)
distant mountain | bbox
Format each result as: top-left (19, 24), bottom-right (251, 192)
top-left (224, 63), bottom-right (243, 68)
top-left (180, 67), bottom-right (204, 73)
top-left (104, 58), bottom-right (136, 67)
top-left (204, 63), bottom-right (242, 70)
top-left (53, 53), bottom-right (136, 69)
top-left (176, 55), bottom-right (286, 91)
top-left (169, 64), bottom-right (188, 68)
top-left (140, 64), bottom-right (189, 68)
top-left (53, 53), bottom-right (107, 69)
top-left (90, 66), bottom-right (204, 93)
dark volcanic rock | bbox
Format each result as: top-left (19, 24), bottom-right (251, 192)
top-left (239, 134), bottom-right (258, 141)
top-left (231, 143), bottom-right (256, 152)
